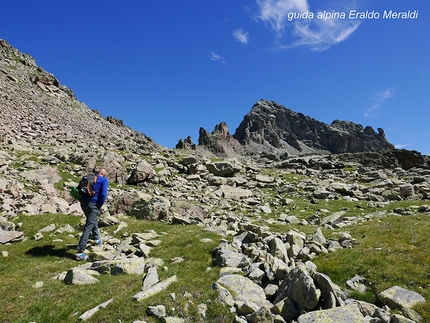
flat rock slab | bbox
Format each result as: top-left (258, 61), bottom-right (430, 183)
top-left (297, 304), bottom-right (368, 323)
top-left (133, 275), bottom-right (177, 302)
top-left (0, 230), bottom-right (24, 244)
top-left (78, 298), bottom-right (113, 321)
top-left (378, 286), bottom-right (425, 310)
top-left (216, 185), bottom-right (253, 199)
top-left (64, 268), bottom-right (100, 285)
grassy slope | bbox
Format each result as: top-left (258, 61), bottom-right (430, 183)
top-left (314, 211), bottom-right (430, 320)
top-left (0, 214), bottom-right (234, 323)
top-left (1, 202), bottom-right (429, 322)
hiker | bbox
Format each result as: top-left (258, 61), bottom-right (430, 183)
top-left (76, 168), bottom-right (109, 261)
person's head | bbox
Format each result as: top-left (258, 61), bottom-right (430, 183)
top-left (98, 168), bottom-right (107, 177)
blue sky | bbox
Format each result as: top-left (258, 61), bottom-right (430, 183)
top-left (2, 1), bottom-right (429, 154)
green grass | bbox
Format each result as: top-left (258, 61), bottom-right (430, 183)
top-left (313, 212), bottom-right (430, 321)
top-left (1, 214), bottom-right (234, 323)
top-left (54, 168), bottom-right (81, 191)
top-left (2, 199), bottom-right (430, 322)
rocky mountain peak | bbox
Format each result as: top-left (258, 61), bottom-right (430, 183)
top-left (195, 99), bottom-right (394, 157)
top-left (196, 122), bottom-right (246, 157)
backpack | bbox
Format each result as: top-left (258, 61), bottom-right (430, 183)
top-left (70, 174), bottom-right (98, 200)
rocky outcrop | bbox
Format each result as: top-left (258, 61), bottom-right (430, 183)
top-left (231, 99), bottom-right (394, 155)
top-left (175, 136), bottom-right (196, 150)
top-left (336, 150), bottom-right (430, 171)
top-left (198, 122), bottom-right (246, 157)
top-left (211, 225), bottom-right (424, 322)
top-left (192, 99), bottom-right (396, 158)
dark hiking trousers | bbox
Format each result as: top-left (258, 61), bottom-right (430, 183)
top-left (77, 199), bottom-right (100, 252)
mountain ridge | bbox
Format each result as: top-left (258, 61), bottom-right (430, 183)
top-left (191, 99), bottom-right (394, 158)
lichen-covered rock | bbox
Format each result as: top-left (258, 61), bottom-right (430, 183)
top-left (64, 268), bottom-right (99, 285)
top-left (378, 286), bottom-right (425, 321)
top-left (216, 274), bottom-right (272, 315)
top-left (297, 303), bottom-right (368, 323)
top-left (275, 267), bottom-right (321, 312)
top-left (132, 275), bottom-right (178, 302)
top-left (378, 286), bottom-right (425, 310)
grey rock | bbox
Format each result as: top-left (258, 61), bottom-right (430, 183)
top-left (373, 306), bottom-right (391, 323)
top-left (64, 268), bottom-right (99, 285)
top-left (346, 274), bottom-right (369, 293)
top-left (264, 252), bottom-right (290, 281)
top-left (284, 215), bottom-right (299, 224)
top-left (297, 303), bottom-right (368, 323)
top-left (78, 298), bottom-right (114, 321)
top-left (377, 286), bottom-right (425, 320)
top-left (0, 230), bottom-right (24, 243)
top-left (216, 274), bottom-right (272, 315)
top-left (313, 272), bottom-right (346, 308)
top-left (214, 248), bottom-right (248, 268)
top-left (212, 282), bottom-right (235, 307)
top-left (269, 236), bottom-right (290, 264)
top-left (163, 317), bottom-right (185, 323)
top-left (391, 314), bottom-right (417, 323)
top-left (142, 265), bottom-right (159, 290)
top-left (310, 228), bottom-right (326, 245)
top-left (133, 275), bottom-right (178, 302)
top-left (247, 266), bottom-right (265, 283)
top-left (255, 174), bottom-right (275, 183)
top-left (197, 303), bottom-right (207, 319)
top-left (147, 305), bottom-right (166, 318)
top-left (377, 285), bottom-right (425, 310)
top-left (246, 306), bottom-right (274, 323)
top-left (272, 297), bottom-right (299, 322)
top-left (127, 160), bottom-right (156, 185)
top-left (206, 161), bottom-right (242, 176)
top-left (137, 197), bottom-right (171, 221)
top-left (275, 267), bottom-right (321, 312)
top-left (216, 185), bottom-right (253, 199)
top-left (321, 211), bottom-right (345, 226)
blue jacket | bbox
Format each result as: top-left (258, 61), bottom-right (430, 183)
top-left (89, 175), bottom-right (108, 208)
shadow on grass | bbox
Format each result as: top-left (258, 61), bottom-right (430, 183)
top-left (25, 244), bottom-right (76, 260)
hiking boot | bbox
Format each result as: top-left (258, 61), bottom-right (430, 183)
top-left (95, 239), bottom-right (103, 246)
top-left (75, 253), bottom-right (87, 261)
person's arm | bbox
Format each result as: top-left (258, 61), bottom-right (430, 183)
top-left (96, 178), bottom-right (108, 209)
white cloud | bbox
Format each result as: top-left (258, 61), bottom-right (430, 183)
top-left (364, 88), bottom-right (394, 117)
top-left (209, 51), bottom-right (227, 64)
top-left (256, 0), bottom-right (309, 37)
top-left (364, 104), bottom-right (380, 118)
top-left (289, 19), bottom-right (360, 51)
top-left (375, 88), bottom-right (394, 100)
top-left (255, 0), bottom-right (360, 51)
top-left (232, 28), bottom-right (249, 44)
